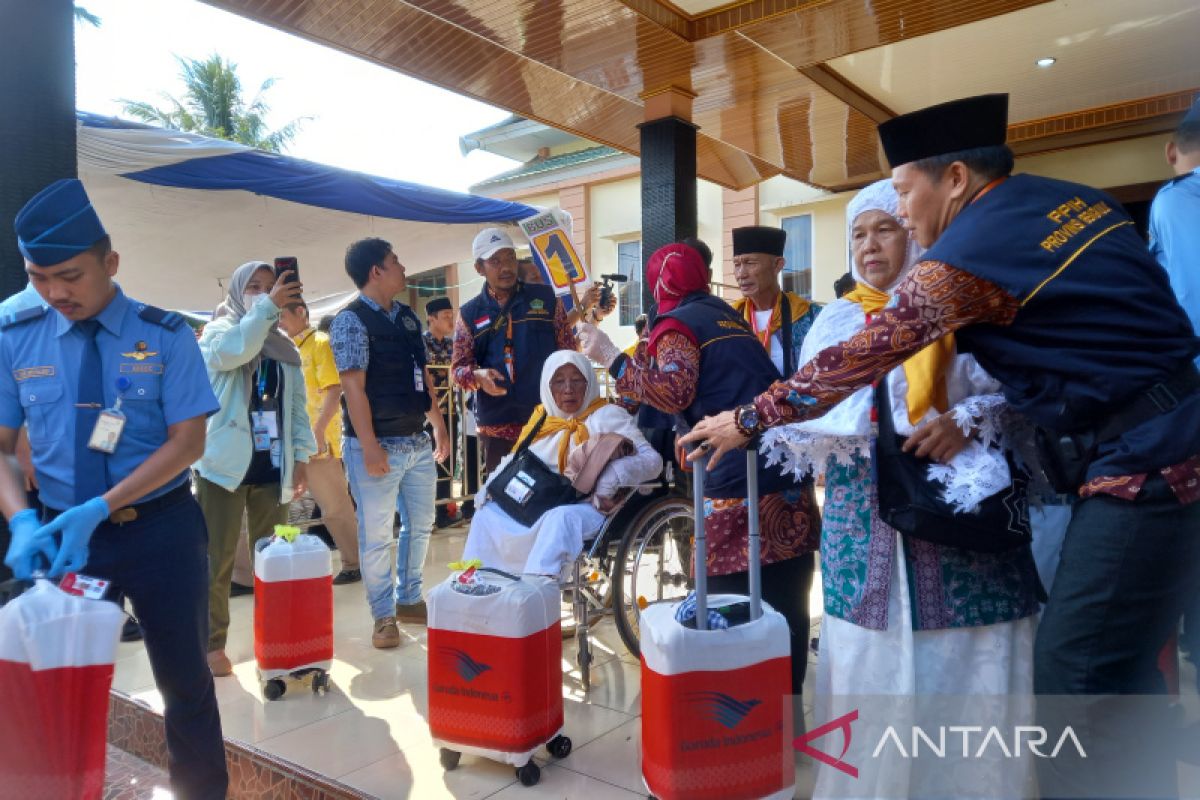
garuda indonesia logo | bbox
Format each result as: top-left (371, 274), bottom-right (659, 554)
top-left (441, 647), bottom-right (492, 682)
top-left (686, 691), bottom-right (761, 729)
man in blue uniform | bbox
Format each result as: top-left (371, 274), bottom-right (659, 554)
top-left (1150, 97), bottom-right (1200, 691)
top-left (0, 179), bottom-right (226, 798)
top-left (684, 94), bottom-right (1200, 798)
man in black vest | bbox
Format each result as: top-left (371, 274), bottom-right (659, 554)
top-left (682, 94), bottom-right (1200, 798)
top-left (330, 238), bottom-right (450, 649)
top-left (451, 228), bottom-right (578, 473)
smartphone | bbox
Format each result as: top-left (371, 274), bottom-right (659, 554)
top-left (273, 256), bottom-right (299, 282)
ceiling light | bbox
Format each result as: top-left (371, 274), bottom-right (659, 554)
top-left (1036, 57), bottom-right (1057, 68)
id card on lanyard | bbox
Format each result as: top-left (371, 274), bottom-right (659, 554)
top-left (88, 376), bottom-right (130, 454)
top-left (252, 364), bottom-right (279, 453)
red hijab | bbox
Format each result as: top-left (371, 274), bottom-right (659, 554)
top-left (646, 243), bottom-right (709, 354)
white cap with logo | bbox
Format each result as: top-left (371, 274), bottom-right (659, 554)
top-left (472, 227), bottom-right (516, 260)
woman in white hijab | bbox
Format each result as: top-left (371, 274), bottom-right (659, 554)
top-left (763, 180), bottom-right (1041, 799)
top-left (462, 350), bottom-right (662, 577)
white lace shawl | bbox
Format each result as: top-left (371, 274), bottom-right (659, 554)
top-left (762, 297), bottom-right (1013, 513)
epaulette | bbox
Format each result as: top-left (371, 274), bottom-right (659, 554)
top-left (0, 305), bottom-right (48, 330)
top-left (136, 304), bottom-right (184, 331)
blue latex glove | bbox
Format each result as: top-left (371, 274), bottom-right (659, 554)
top-left (3, 508), bottom-right (54, 580)
top-left (38, 496), bottom-right (110, 577)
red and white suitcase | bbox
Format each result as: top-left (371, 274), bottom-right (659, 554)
top-left (253, 530), bottom-right (333, 700)
top-left (427, 567), bottom-right (572, 787)
top-left (0, 578), bottom-right (125, 800)
top-left (640, 447), bottom-right (796, 800)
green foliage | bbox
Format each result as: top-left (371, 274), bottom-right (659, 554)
top-left (120, 54), bottom-right (309, 152)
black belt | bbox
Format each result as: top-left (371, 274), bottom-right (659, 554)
top-left (1096, 364), bottom-right (1200, 443)
top-left (45, 481), bottom-right (192, 526)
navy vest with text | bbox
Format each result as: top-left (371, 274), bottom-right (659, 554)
top-left (338, 300), bottom-right (430, 439)
top-left (460, 282), bottom-right (559, 427)
top-left (923, 173), bottom-right (1200, 479)
top-left (657, 293), bottom-right (804, 499)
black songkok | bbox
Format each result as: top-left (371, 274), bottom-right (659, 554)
top-left (878, 94), bottom-right (1009, 168)
top-left (732, 226), bottom-right (786, 258)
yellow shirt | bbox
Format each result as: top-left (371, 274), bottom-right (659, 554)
top-left (294, 328), bottom-right (344, 458)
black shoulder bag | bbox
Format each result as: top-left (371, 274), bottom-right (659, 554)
top-left (873, 381), bottom-right (1032, 553)
top-left (487, 411), bottom-right (580, 527)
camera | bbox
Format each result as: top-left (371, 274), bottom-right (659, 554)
top-left (597, 273), bottom-right (627, 309)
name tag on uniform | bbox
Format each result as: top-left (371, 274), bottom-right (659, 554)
top-left (414, 366), bottom-right (425, 392)
top-left (88, 410), bottom-right (126, 454)
top-left (252, 410), bottom-right (278, 451)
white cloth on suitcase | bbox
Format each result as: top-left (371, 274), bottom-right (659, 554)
top-left (461, 501), bottom-right (604, 577)
top-left (640, 595), bottom-right (790, 674)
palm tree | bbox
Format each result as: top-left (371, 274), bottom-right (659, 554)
top-left (74, 5), bottom-right (101, 27)
top-left (121, 54), bottom-right (307, 153)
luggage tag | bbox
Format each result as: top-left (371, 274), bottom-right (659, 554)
top-left (503, 470), bottom-right (536, 505)
top-left (59, 572), bottom-right (111, 600)
top-left (88, 376), bottom-right (129, 454)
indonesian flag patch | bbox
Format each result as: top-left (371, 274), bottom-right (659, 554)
top-left (474, 316), bottom-right (491, 330)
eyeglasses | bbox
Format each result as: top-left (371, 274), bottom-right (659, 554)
top-left (549, 378), bottom-right (589, 391)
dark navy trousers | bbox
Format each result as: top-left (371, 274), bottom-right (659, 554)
top-left (74, 492), bottom-right (227, 799)
top-left (1034, 475), bottom-right (1200, 799)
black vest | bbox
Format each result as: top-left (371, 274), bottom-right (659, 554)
top-left (459, 282), bottom-right (559, 427)
top-left (657, 293), bottom-right (803, 499)
top-left (338, 299), bottom-right (430, 439)
top-left (923, 173), bottom-right (1200, 479)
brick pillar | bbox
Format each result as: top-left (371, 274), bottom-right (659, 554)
top-left (720, 186), bottom-right (759, 299)
top-left (638, 116), bottom-right (697, 310)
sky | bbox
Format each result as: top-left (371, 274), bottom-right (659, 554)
top-left (74, 0), bottom-right (519, 193)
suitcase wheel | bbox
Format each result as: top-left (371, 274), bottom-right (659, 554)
top-left (310, 670), bottom-right (329, 695)
top-left (516, 760), bottom-right (541, 787)
top-left (546, 734), bottom-right (572, 759)
top-left (439, 748), bottom-right (461, 771)
top-left (263, 678), bottom-right (286, 701)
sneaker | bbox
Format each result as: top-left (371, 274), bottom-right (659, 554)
top-left (120, 615), bottom-right (143, 642)
top-left (372, 616), bottom-right (401, 649)
top-left (332, 569), bottom-right (362, 585)
top-left (395, 600), bottom-right (427, 624)
top-left (207, 649), bottom-right (233, 677)
top-left (229, 581), bottom-right (253, 598)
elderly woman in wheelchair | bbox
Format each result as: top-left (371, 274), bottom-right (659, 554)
top-left (462, 350), bottom-right (663, 581)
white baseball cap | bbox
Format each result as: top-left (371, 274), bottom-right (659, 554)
top-left (472, 227), bottom-right (516, 260)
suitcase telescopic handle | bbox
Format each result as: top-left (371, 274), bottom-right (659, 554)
top-left (691, 443), bottom-right (763, 630)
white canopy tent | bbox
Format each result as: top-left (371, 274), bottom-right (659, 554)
top-left (76, 113), bottom-right (534, 311)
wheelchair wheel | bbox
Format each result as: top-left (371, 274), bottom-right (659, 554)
top-left (612, 495), bottom-right (694, 658)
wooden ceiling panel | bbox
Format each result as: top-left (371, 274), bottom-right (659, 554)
top-left (200, 0), bottom-right (1185, 191)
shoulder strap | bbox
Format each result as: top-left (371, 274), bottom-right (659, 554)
top-left (515, 410), bottom-right (549, 453)
top-left (136, 304), bottom-right (183, 331)
top-left (0, 305), bottom-right (47, 331)
top-left (873, 380), bottom-right (901, 454)
top-left (779, 296), bottom-right (793, 377)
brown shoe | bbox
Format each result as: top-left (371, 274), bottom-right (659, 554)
top-left (207, 649), bottom-right (233, 677)
top-left (395, 600), bottom-right (427, 624)
top-left (372, 616), bottom-right (401, 649)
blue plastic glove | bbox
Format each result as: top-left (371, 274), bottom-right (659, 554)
top-left (38, 496), bottom-right (110, 577)
top-left (3, 508), bottom-right (54, 580)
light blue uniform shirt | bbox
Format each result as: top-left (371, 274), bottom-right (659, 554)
top-left (1149, 167), bottom-right (1200, 367)
top-left (0, 286), bottom-right (219, 509)
top-left (0, 283), bottom-right (47, 317)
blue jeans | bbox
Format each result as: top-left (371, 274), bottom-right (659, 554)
top-left (344, 433), bottom-right (437, 619)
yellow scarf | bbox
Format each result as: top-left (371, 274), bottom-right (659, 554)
top-left (842, 281), bottom-right (953, 425)
top-left (513, 397), bottom-right (609, 471)
top-left (734, 292), bottom-right (812, 350)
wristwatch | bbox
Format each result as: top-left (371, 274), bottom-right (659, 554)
top-left (734, 403), bottom-right (762, 437)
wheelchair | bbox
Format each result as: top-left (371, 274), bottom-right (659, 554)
top-left (563, 463), bottom-right (696, 689)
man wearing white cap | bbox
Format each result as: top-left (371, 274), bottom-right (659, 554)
top-left (451, 228), bottom-right (578, 472)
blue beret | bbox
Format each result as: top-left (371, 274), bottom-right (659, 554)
top-left (14, 179), bottom-right (108, 267)
top-left (1184, 96), bottom-right (1200, 126)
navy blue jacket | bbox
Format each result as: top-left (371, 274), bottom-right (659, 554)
top-left (658, 293), bottom-right (803, 499)
top-left (460, 282), bottom-right (559, 427)
top-left (338, 299), bottom-right (430, 438)
top-left (924, 173), bottom-right (1200, 480)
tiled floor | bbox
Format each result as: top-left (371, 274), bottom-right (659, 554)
top-left (112, 524), bottom-right (824, 799)
top-left (110, 524), bottom-right (1199, 800)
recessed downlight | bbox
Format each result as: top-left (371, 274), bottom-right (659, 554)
top-left (1036, 57), bottom-right (1057, 68)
